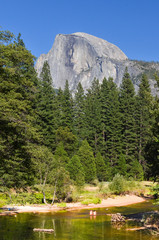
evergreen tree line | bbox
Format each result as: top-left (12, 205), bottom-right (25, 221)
top-left (0, 30), bottom-right (159, 200)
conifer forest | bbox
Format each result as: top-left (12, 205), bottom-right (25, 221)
top-left (0, 30), bottom-right (159, 202)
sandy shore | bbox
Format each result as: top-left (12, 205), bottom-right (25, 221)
top-left (5, 194), bottom-right (146, 214)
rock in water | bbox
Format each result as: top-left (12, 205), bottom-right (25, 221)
top-left (35, 32), bottom-right (159, 94)
top-left (111, 213), bottom-right (126, 222)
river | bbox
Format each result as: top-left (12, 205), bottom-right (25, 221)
top-left (0, 201), bottom-right (159, 240)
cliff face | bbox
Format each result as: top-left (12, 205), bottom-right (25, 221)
top-left (35, 32), bottom-right (159, 94)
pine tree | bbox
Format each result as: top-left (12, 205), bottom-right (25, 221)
top-left (136, 74), bottom-right (153, 172)
top-left (117, 154), bottom-right (127, 177)
top-left (55, 87), bottom-right (64, 128)
top-left (73, 82), bottom-right (85, 140)
top-left (100, 77), bottom-right (122, 177)
top-left (95, 152), bottom-right (107, 181)
top-left (67, 155), bottom-right (85, 186)
top-left (54, 142), bottom-right (70, 166)
top-left (62, 80), bottom-right (73, 129)
top-left (146, 74), bottom-right (159, 180)
top-left (77, 140), bottom-right (96, 183)
top-left (52, 142), bottom-right (71, 202)
top-left (0, 30), bottom-right (39, 188)
top-left (84, 78), bottom-right (102, 152)
top-left (119, 69), bottom-right (137, 176)
top-left (129, 159), bottom-right (144, 180)
top-left (36, 61), bottom-right (57, 150)
top-left (55, 127), bottom-right (77, 156)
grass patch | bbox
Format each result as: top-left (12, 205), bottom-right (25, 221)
top-left (81, 197), bottom-right (101, 205)
top-left (56, 202), bottom-right (67, 208)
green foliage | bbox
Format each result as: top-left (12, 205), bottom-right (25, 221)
top-left (152, 184), bottom-right (159, 198)
top-left (27, 144), bottom-right (56, 203)
top-left (0, 199), bottom-right (7, 208)
top-left (67, 155), bottom-right (85, 186)
top-left (95, 152), bottom-right (107, 181)
top-left (70, 187), bottom-right (83, 202)
top-left (119, 69), bottom-right (137, 172)
top-left (55, 168), bottom-right (72, 202)
top-left (0, 28), bottom-right (158, 195)
top-left (129, 159), bottom-right (144, 180)
top-left (0, 29), bottom-right (15, 43)
top-left (36, 60), bottom-right (57, 150)
top-left (146, 74), bottom-right (159, 180)
top-left (83, 78), bottom-right (102, 152)
top-left (28, 144), bottom-right (55, 183)
top-left (56, 202), bottom-right (67, 208)
top-left (81, 197), bottom-right (101, 205)
top-left (108, 174), bottom-right (127, 194)
top-left (100, 77), bottom-right (121, 170)
top-left (73, 82), bottom-right (85, 139)
top-left (0, 30), bottom-right (39, 189)
top-left (54, 142), bottom-right (69, 165)
top-left (78, 140), bottom-right (96, 183)
top-left (60, 80), bottom-right (73, 129)
top-left (11, 192), bottom-right (43, 205)
top-left (0, 194), bottom-right (9, 207)
top-left (117, 154), bottom-right (127, 176)
top-left (136, 74), bottom-right (153, 172)
top-left (56, 127), bottom-right (77, 156)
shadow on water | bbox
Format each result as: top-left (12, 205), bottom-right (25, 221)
top-left (0, 201), bottom-right (159, 240)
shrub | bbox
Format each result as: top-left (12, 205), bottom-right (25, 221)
top-left (0, 199), bottom-right (8, 207)
top-left (108, 174), bottom-right (127, 194)
top-left (11, 192), bottom-right (44, 205)
top-left (92, 197), bottom-right (101, 204)
top-left (90, 179), bottom-right (99, 186)
top-left (71, 187), bottom-right (82, 202)
top-left (152, 184), bottom-right (159, 199)
top-left (99, 186), bottom-right (111, 198)
top-left (0, 193), bottom-right (9, 207)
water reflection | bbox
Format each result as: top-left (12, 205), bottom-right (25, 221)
top-left (0, 201), bottom-right (159, 240)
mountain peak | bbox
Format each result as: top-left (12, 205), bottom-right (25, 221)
top-left (35, 33), bottom-right (158, 94)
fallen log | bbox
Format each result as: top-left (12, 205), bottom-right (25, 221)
top-left (126, 227), bottom-right (146, 231)
top-left (33, 228), bottom-right (54, 233)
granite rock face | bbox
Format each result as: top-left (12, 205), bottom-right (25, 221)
top-left (35, 32), bottom-right (159, 94)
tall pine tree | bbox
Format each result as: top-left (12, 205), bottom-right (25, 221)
top-left (61, 80), bottom-right (73, 130)
top-left (95, 152), bottom-right (107, 181)
top-left (0, 30), bottom-right (39, 188)
top-left (73, 82), bottom-right (85, 140)
top-left (100, 77), bottom-right (122, 176)
top-left (67, 155), bottom-right (85, 186)
top-left (119, 69), bottom-right (138, 177)
top-left (136, 74), bottom-right (153, 173)
top-left (77, 140), bottom-right (96, 183)
top-left (36, 61), bottom-right (57, 150)
top-left (84, 78), bottom-right (102, 153)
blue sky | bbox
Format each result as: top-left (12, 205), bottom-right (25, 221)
top-left (1, 0), bottom-right (159, 61)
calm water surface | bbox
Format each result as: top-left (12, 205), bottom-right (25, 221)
top-left (0, 201), bottom-right (159, 240)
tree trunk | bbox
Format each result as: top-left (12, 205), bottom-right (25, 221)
top-left (51, 179), bottom-right (57, 205)
top-left (42, 190), bottom-right (47, 204)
